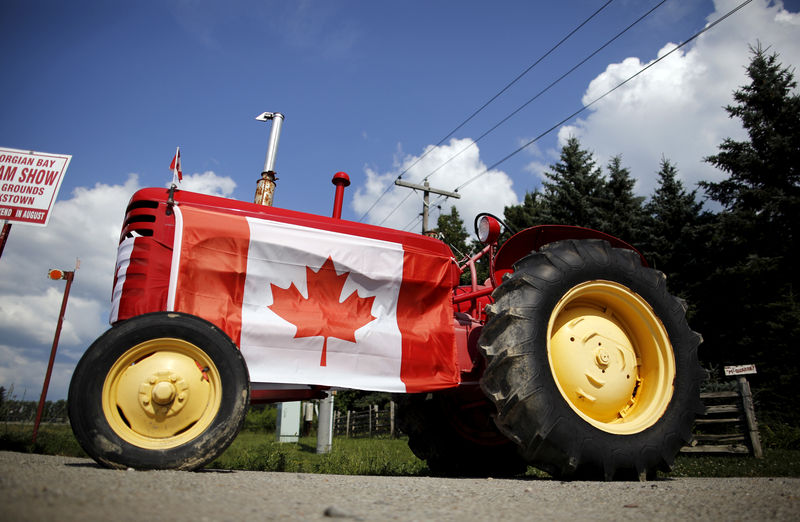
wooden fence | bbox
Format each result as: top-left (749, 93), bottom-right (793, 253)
top-left (682, 376), bottom-right (763, 457)
top-left (334, 403), bottom-right (396, 438)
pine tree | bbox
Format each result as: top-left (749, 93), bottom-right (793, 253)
top-left (699, 45), bottom-right (800, 423)
top-left (641, 158), bottom-right (711, 305)
top-left (538, 136), bottom-right (607, 229)
top-left (702, 45), bottom-right (800, 263)
top-left (503, 191), bottom-right (547, 231)
top-left (434, 206), bottom-right (486, 284)
top-left (599, 155), bottom-right (646, 243)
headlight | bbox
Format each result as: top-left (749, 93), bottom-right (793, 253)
top-left (477, 215), bottom-right (501, 244)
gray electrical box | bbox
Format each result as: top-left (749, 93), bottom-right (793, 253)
top-left (276, 401), bottom-right (301, 443)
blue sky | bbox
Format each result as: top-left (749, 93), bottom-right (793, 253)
top-left (1, 0), bottom-right (799, 401)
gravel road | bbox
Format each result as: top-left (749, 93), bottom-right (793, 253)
top-left (1, 451), bottom-right (798, 521)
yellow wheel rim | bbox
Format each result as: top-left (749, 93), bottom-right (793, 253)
top-left (547, 281), bottom-right (675, 435)
top-left (102, 338), bottom-right (222, 449)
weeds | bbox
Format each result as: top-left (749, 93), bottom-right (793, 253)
top-left (2, 423), bottom-right (800, 478)
top-left (209, 432), bottom-right (427, 476)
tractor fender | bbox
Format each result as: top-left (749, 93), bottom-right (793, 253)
top-left (491, 225), bottom-right (647, 286)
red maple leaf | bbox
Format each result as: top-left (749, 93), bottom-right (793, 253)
top-left (268, 256), bottom-right (377, 366)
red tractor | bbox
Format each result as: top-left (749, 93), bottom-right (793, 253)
top-left (68, 116), bottom-right (702, 480)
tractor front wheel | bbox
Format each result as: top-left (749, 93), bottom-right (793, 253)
top-left (479, 239), bottom-right (703, 480)
top-left (68, 312), bottom-right (250, 470)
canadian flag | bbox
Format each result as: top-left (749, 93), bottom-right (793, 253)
top-left (170, 147), bottom-right (182, 182)
top-left (167, 204), bottom-right (459, 393)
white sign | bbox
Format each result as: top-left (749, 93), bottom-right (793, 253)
top-left (0, 147), bottom-right (71, 227)
top-left (724, 364), bottom-right (757, 376)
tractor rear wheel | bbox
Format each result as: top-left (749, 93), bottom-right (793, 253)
top-left (479, 239), bottom-right (703, 480)
top-left (68, 312), bottom-right (250, 470)
top-left (396, 387), bottom-right (527, 477)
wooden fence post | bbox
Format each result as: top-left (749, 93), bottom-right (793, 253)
top-left (738, 376), bottom-right (764, 458)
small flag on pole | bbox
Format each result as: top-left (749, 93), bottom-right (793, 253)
top-left (170, 147), bottom-right (183, 183)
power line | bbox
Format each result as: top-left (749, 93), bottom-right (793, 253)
top-left (377, 190), bottom-right (413, 226)
top-left (451, 0), bottom-right (755, 194)
top-left (429, 0), bottom-right (618, 161)
top-left (416, 0), bottom-right (668, 187)
top-left (378, 0), bottom-right (669, 227)
top-left (356, 0), bottom-right (617, 223)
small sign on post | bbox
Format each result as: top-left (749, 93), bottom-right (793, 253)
top-left (723, 363), bottom-right (763, 458)
top-left (0, 147), bottom-right (71, 227)
top-left (724, 364), bottom-right (757, 377)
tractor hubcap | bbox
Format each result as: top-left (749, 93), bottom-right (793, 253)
top-left (102, 338), bottom-right (221, 449)
top-left (547, 281), bottom-right (675, 435)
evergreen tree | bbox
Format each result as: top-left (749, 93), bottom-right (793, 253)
top-left (702, 45), bottom-right (800, 229)
top-left (699, 46), bottom-right (800, 423)
top-left (538, 136), bottom-right (607, 229)
top-left (435, 206), bottom-right (470, 259)
top-left (642, 157), bottom-right (708, 297)
top-left (435, 206), bottom-right (480, 284)
top-left (503, 191), bottom-right (547, 231)
top-left (599, 155), bottom-right (646, 243)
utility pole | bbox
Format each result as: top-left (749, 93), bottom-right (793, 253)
top-left (394, 179), bottom-right (461, 235)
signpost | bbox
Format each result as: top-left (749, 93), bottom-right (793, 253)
top-left (723, 363), bottom-right (762, 458)
top-left (0, 147), bottom-right (71, 227)
top-left (0, 146), bottom-right (72, 442)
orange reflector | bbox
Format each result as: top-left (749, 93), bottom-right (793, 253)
top-left (47, 269), bottom-right (65, 280)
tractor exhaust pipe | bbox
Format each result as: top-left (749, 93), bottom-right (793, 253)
top-left (254, 112), bottom-right (285, 206)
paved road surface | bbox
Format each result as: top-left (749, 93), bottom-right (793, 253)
top-left (1, 451), bottom-right (798, 521)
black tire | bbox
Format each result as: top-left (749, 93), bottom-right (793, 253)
top-left (396, 387), bottom-right (527, 477)
top-left (478, 239), bottom-right (703, 480)
top-left (68, 312), bottom-right (250, 470)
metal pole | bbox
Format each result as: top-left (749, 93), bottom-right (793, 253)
top-left (33, 270), bottom-right (74, 444)
top-left (316, 392), bottom-right (334, 454)
top-left (0, 222), bottom-right (11, 261)
top-left (254, 112), bottom-right (284, 207)
top-left (260, 112), bottom-right (284, 174)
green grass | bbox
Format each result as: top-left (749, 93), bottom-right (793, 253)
top-left (209, 431), bottom-right (427, 475)
top-left (3, 423), bottom-right (800, 478)
top-left (668, 450), bottom-right (800, 478)
top-left (0, 423), bottom-right (87, 458)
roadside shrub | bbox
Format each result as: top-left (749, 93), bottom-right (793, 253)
top-left (760, 416), bottom-right (800, 450)
top-left (243, 405), bottom-right (277, 432)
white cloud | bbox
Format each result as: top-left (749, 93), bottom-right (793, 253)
top-left (0, 288), bottom-right (105, 346)
top-left (0, 170), bottom-right (238, 400)
top-left (173, 170), bottom-right (237, 197)
top-left (553, 0), bottom-right (800, 198)
top-left (0, 343), bottom-right (75, 402)
top-left (352, 138), bottom-right (518, 236)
